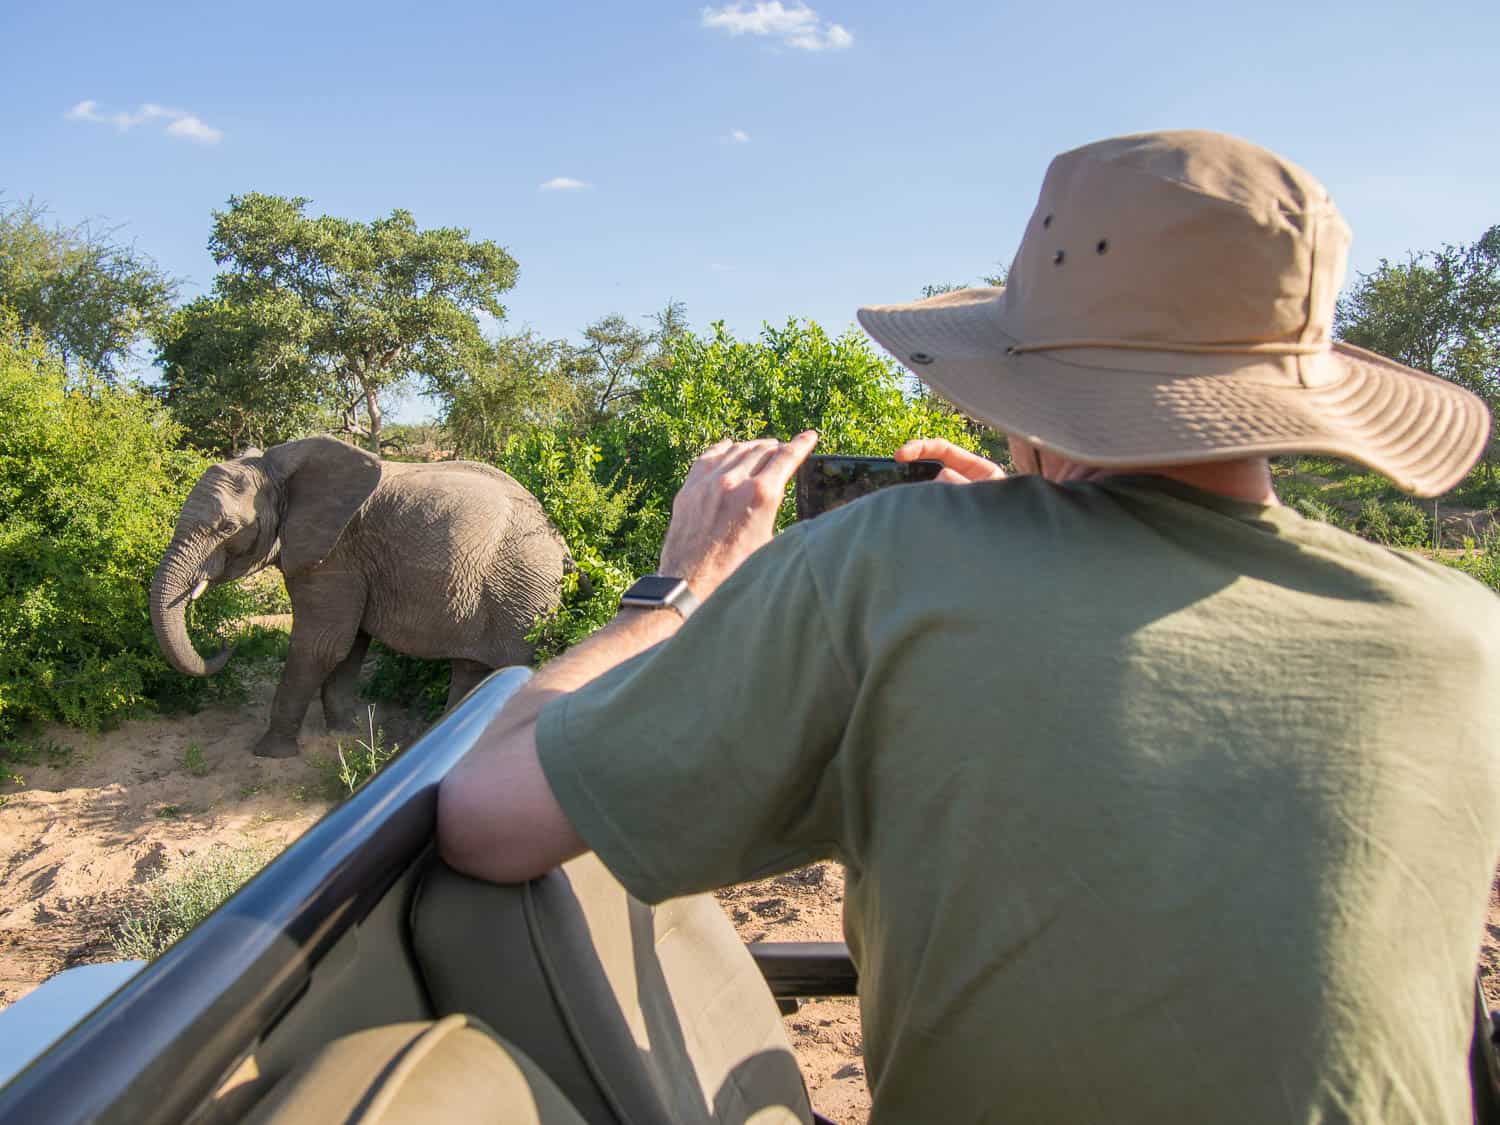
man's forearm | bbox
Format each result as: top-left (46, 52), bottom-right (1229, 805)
top-left (436, 607), bottom-right (681, 882)
top-left (487, 607), bottom-right (682, 742)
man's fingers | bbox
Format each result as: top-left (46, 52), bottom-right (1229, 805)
top-left (896, 438), bottom-right (1003, 482)
top-left (757, 430), bottom-right (820, 490)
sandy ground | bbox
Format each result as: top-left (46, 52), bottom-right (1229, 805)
top-left (0, 670), bottom-right (868, 1123)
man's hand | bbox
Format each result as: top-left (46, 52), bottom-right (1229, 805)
top-left (896, 438), bottom-right (1006, 484)
top-left (658, 430), bottom-right (820, 601)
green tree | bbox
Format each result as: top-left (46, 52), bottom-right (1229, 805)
top-left (205, 194), bottom-right (519, 452)
top-left (564, 301), bottom-right (689, 425)
top-left (154, 295), bottom-right (327, 456)
top-left (437, 331), bottom-right (583, 462)
top-left (1336, 226), bottom-right (1500, 413)
top-left (0, 198), bottom-right (175, 379)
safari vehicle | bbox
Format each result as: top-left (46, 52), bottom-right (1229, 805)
top-left (0, 669), bottom-right (856, 1124)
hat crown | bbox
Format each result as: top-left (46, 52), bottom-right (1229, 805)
top-left (1005, 131), bottom-right (1351, 351)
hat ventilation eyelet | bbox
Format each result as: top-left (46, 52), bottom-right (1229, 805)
top-left (1053, 250), bottom-right (1065, 265)
top-left (1096, 239), bottom-right (1109, 254)
top-left (909, 352), bottom-right (935, 366)
top-left (1042, 214), bottom-right (1053, 229)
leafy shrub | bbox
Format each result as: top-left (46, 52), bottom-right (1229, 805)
top-left (362, 642), bottom-right (450, 719)
top-left (1352, 497), bottom-right (1434, 549)
top-left (0, 311), bottom-right (252, 739)
top-left (112, 844), bottom-right (276, 960)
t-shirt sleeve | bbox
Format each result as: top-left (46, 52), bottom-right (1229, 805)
top-left (535, 527), bottom-right (856, 905)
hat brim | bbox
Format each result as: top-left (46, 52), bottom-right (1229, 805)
top-left (857, 288), bottom-right (1491, 498)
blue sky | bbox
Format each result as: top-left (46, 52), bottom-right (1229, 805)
top-left (4, 0), bottom-right (1497, 422)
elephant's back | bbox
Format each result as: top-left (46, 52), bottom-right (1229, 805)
top-left (355, 462), bottom-right (570, 664)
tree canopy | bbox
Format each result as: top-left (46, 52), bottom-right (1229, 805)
top-left (1336, 225), bottom-right (1500, 410)
top-left (202, 193), bottom-right (519, 451)
top-left (0, 198), bottom-right (175, 379)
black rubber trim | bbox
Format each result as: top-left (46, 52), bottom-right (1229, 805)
top-left (0, 667), bottom-right (534, 1125)
top-left (747, 941), bottom-right (858, 998)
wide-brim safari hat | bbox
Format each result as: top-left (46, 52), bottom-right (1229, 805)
top-left (857, 131), bottom-right (1490, 497)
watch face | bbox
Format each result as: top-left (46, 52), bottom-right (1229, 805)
top-left (626, 575), bottom-right (685, 600)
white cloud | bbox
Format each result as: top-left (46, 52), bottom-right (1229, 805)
top-left (539, 177), bottom-right (589, 192)
top-left (701, 2), bottom-right (853, 51)
top-left (165, 114), bottom-right (223, 144)
top-left (726, 128), bottom-right (751, 144)
top-left (65, 99), bottom-right (222, 144)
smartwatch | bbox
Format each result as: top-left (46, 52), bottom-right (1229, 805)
top-left (619, 575), bottom-right (700, 621)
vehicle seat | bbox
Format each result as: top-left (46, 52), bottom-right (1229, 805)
top-left (410, 853), bottom-right (812, 1125)
top-left (244, 1014), bottom-right (587, 1125)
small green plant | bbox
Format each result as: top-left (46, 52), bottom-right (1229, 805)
top-left (183, 742), bottom-right (209, 777)
top-left (316, 706), bottom-right (400, 799)
top-left (155, 804), bottom-right (185, 819)
top-left (112, 844), bottom-right (277, 960)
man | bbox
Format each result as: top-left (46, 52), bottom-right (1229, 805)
top-left (439, 131), bottom-right (1500, 1122)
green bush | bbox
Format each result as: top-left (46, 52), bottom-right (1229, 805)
top-left (362, 641), bottom-right (450, 719)
top-left (1352, 497), bottom-right (1434, 549)
top-left (112, 844), bottom-right (276, 960)
top-left (0, 311), bottom-right (251, 739)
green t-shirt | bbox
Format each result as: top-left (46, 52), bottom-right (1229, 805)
top-left (537, 474), bottom-right (1500, 1123)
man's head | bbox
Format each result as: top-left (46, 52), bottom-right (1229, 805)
top-left (859, 130), bottom-right (1490, 498)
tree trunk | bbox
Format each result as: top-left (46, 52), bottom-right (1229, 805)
top-left (364, 380), bottom-right (382, 455)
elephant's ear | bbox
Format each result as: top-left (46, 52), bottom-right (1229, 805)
top-left (264, 437), bottom-right (383, 577)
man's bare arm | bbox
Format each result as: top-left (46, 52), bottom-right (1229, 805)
top-left (436, 608), bottom-right (681, 884)
top-left (436, 431), bottom-right (821, 885)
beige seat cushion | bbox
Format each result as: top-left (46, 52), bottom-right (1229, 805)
top-left (245, 1014), bottom-right (587, 1125)
top-left (412, 854), bottom-right (811, 1125)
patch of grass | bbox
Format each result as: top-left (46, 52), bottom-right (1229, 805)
top-left (155, 804), bottom-right (185, 819)
top-left (313, 706), bottom-right (400, 800)
top-left (0, 734), bottom-right (75, 770)
top-left (1439, 528), bottom-right (1500, 595)
top-left (183, 742), bottom-right (209, 777)
top-left (111, 844), bottom-right (278, 960)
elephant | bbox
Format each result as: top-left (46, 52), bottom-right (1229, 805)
top-left (151, 436), bottom-right (573, 759)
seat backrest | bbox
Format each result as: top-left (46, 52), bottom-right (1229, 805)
top-left (245, 1014), bottom-right (589, 1125)
top-left (410, 854), bottom-right (811, 1125)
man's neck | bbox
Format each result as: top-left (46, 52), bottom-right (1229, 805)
top-left (1046, 457), bottom-right (1280, 506)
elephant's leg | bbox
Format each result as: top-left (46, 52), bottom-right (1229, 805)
top-left (254, 576), bottom-right (366, 759)
top-left (321, 630), bottom-right (371, 733)
top-left (446, 659), bottom-right (493, 712)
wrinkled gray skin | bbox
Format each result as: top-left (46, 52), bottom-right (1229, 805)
top-left (151, 437), bottom-right (571, 758)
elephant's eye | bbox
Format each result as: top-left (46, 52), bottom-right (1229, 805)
top-left (216, 517), bottom-right (239, 534)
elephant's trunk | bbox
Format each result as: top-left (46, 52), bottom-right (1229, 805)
top-left (150, 535), bottom-right (233, 677)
